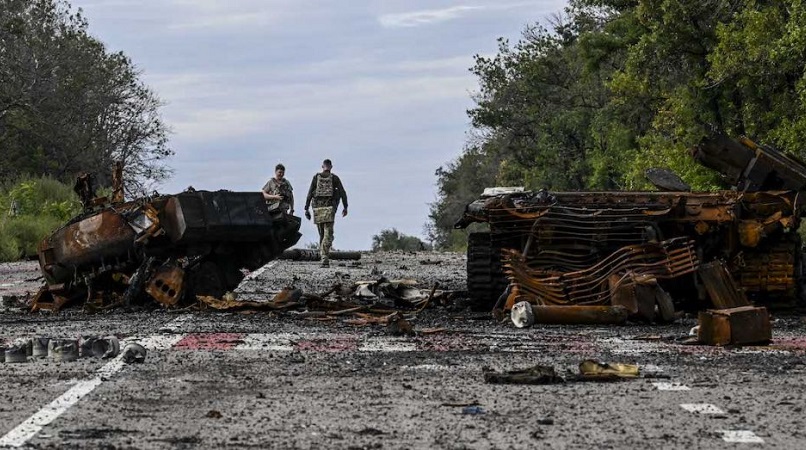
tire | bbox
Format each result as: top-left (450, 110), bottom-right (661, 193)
top-left (467, 232), bottom-right (510, 310)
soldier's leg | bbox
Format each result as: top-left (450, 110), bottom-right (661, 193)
top-left (317, 223), bottom-right (325, 245)
top-left (321, 222), bottom-right (334, 265)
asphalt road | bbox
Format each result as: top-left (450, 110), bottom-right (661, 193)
top-left (1, 254), bottom-right (806, 449)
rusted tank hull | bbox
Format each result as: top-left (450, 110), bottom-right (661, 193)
top-left (458, 189), bottom-right (802, 309)
top-left (34, 190), bottom-right (302, 310)
top-left (38, 210), bottom-right (137, 285)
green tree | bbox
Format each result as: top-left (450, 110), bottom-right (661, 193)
top-left (0, 0), bottom-right (172, 196)
top-left (428, 0), bottom-right (806, 248)
top-left (371, 228), bottom-right (431, 252)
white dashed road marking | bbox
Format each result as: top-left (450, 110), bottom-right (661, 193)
top-left (653, 382), bottom-right (691, 391)
top-left (680, 403), bottom-right (725, 415)
top-left (0, 330), bottom-right (186, 448)
top-left (718, 430), bottom-right (765, 444)
top-left (358, 338), bottom-right (417, 352)
top-left (242, 261), bottom-right (278, 282)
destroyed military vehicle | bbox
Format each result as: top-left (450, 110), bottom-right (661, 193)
top-left (455, 136), bottom-right (806, 314)
top-left (33, 188), bottom-right (302, 311)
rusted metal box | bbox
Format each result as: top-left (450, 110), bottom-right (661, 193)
top-left (698, 306), bottom-right (771, 346)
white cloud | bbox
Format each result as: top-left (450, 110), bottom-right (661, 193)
top-left (163, 74), bottom-right (474, 141)
top-left (377, 2), bottom-right (544, 28)
top-left (378, 5), bottom-right (485, 28)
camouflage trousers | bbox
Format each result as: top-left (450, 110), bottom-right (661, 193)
top-left (317, 222), bottom-right (334, 262)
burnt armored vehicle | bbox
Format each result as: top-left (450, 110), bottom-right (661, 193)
top-left (34, 189), bottom-right (301, 311)
top-left (455, 136), bottom-right (806, 311)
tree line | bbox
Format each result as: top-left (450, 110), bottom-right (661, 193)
top-left (0, 0), bottom-right (171, 196)
top-left (428, 0), bottom-right (806, 250)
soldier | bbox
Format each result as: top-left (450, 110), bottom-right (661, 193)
top-left (304, 159), bottom-right (348, 267)
top-left (262, 163), bottom-right (294, 214)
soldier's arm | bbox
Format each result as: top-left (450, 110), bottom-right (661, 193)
top-left (287, 181), bottom-right (295, 213)
top-left (336, 176), bottom-right (348, 208)
top-left (305, 175), bottom-right (317, 210)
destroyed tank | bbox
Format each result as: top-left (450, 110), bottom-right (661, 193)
top-left (455, 136), bottom-right (806, 311)
top-left (34, 189), bottom-right (302, 311)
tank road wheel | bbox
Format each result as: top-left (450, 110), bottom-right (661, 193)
top-left (467, 232), bottom-right (509, 310)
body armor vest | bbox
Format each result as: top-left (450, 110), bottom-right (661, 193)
top-left (315, 174), bottom-right (334, 197)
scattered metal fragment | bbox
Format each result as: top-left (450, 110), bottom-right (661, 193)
top-left (461, 406), bottom-right (487, 415)
top-left (48, 339), bottom-right (79, 362)
top-left (698, 306), bottom-right (772, 346)
top-left (483, 365), bottom-right (564, 385)
top-left (386, 312), bottom-right (414, 336)
top-left (121, 343), bottom-right (147, 364)
top-left (578, 360), bottom-right (639, 380)
top-left (31, 337), bottom-right (50, 358)
top-left (510, 301), bottom-right (535, 328)
top-left (645, 168), bottom-right (691, 192)
top-left (698, 261), bottom-right (751, 309)
top-left (81, 336), bottom-right (120, 359)
top-left (510, 302), bottom-right (629, 327)
top-left (5, 340), bottom-right (28, 363)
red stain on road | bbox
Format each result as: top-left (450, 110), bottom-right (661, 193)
top-left (773, 337), bottom-right (806, 351)
top-left (174, 333), bottom-right (245, 350)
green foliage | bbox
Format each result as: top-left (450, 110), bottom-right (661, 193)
top-left (427, 147), bottom-right (499, 249)
top-left (428, 0), bottom-right (806, 248)
top-left (0, 0), bottom-right (172, 195)
top-left (0, 215), bottom-right (64, 260)
top-left (0, 177), bottom-right (80, 261)
top-left (371, 228), bottom-right (431, 252)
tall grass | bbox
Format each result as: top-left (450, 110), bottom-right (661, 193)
top-left (0, 177), bottom-right (81, 261)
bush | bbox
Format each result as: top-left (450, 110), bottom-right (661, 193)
top-left (0, 177), bottom-right (80, 261)
top-left (0, 216), bottom-right (64, 259)
top-left (371, 228), bottom-right (431, 252)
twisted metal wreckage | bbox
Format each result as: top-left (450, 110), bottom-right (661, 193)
top-left (456, 135), bottom-right (806, 332)
top-left (33, 185), bottom-right (303, 312)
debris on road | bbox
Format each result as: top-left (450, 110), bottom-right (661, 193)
top-left (32, 337), bottom-right (50, 358)
top-left (81, 336), bottom-right (120, 359)
top-left (4, 340), bottom-right (28, 363)
top-left (483, 364), bottom-right (564, 385)
top-left (31, 176), bottom-right (302, 312)
top-left (461, 406), bottom-right (487, 415)
top-left (279, 249), bottom-right (361, 261)
top-left (577, 360), bottom-right (639, 380)
top-left (486, 361), bottom-right (653, 385)
top-left (697, 306), bottom-right (772, 346)
top-left (48, 339), bottom-right (79, 362)
top-left (510, 301), bottom-right (629, 328)
top-left (121, 343), bottom-right (147, 364)
top-left (205, 410), bottom-right (223, 419)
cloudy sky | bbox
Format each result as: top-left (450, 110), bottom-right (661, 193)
top-left (73, 0), bottom-right (568, 249)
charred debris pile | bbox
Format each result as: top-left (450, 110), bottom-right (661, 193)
top-left (456, 135), bottom-right (806, 344)
top-left (31, 179), bottom-right (303, 312)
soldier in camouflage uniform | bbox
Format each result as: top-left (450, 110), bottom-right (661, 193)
top-left (262, 163), bottom-right (294, 214)
top-left (304, 159), bottom-right (348, 267)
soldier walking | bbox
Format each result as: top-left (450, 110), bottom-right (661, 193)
top-left (262, 163), bottom-right (294, 214)
top-left (304, 159), bottom-right (348, 267)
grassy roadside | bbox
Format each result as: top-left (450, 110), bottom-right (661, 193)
top-left (0, 177), bottom-right (80, 261)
